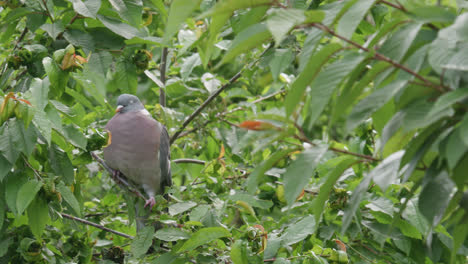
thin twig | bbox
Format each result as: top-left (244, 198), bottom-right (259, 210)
top-left (14, 27), bottom-right (28, 51)
top-left (57, 13), bottom-right (82, 39)
top-left (90, 152), bottom-right (147, 201)
top-left (173, 158), bottom-right (207, 165)
top-left (169, 45), bottom-right (272, 145)
top-left (61, 213), bottom-right (134, 239)
top-left (378, 0), bottom-right (406, 11)
top-left (22, 155), bottom-right (42, 180)
top-left (41, 0), bottom-right (54, 22)
top-left (219, 89), bottom-right (286, 116)
top-left (160, 47), bottom-right (168, 107)
top-left (310, 23), bottom-right (446, 92)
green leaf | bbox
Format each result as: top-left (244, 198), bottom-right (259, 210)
top-left (5, 173), bottom-right (27, 216)
top-left (63, 29), bottom-right (95, 53)
top-left (57, 182), bottom-right (81, 216)
top-left (452, 214), bottom-right (468, 263)
top-left (230, 240), bottom-right (248, 264)
top-left (98, 15), bottom-right (146, 39)
top-left (131, 226), bottom-right (154, 258)
top-left (109, 0), bottom-right (142, 27)
top-left (247, 149), bottom-right (293, 194)
top-left (71, 71), bottom-right (106, 107)
top-left (220, 23), bottom-right (272, 65)
top-left (280, 215), bottom-right (315, 246)
top-left (177, 227), bottom-right (231, 252)
top-left (379, 22), bottom-right (423, 61)
top-left (32, 108), bottom-right (52, 145)
top-left (27, 196), bottom-right (50, 239)
top-left (0, 123), bottom-right (19, 164)
top-left (16, 180), bottom-right (43, 216)
top-left (49, 144), bottom-right (74, 185)
top-left (371, 151), bottom-right (404, 192)
top-left (428, 88), bottom-right (468, 117)
top-left (336, 0), bottom-right (377, 39)
top-left (306, 52), bottom-right (366, 130)
top-left (63, 125), bottom-right (87, 150)
top-left (284, 144), bottom-right (328, 206)
top-left (418, 171), bottom-right (455, 226)
top-left (269, 49), bottom-right (294, 81)
top-left (342, 172), bottom-right (372, 232)
top-left (0, 199), bottom-right (5, 231)
top-left (112, 59), bottom-right (138, 94)
top-left (180, 53), bottom-right (201, 80)
top-left (43, 57), bottom-right (68, 97)
top-left (168, 201), bottom-right (197, 216)
top-left (312, 156), bottom-right (356, 225)
top-left (395, 218), bottom-right (422, 239)
top-left (266, 9), bottom-right (306, 46)
top-left (0, 237), bottom-right (12, 258)
top-left (285, 43), bottom-right (342, 117)
top-left (228, 192), bottom-right (273, 209)
top-left (408, 5), bottom-right (456, 23)
top-left (70, 0), bottom-right (101, 19)
top-left (347, 80), bottom-right (407, 132)
top-left (40, 22), bottom-right (64, 40)
top-left (163, 0), bottom-right (202, 44)
top-left (155, 228), bottom-right (190, 242)
top-left (27, 78), bottom-right (49, 111)
top-left (87, 51), bottom-right (113, 76)
top-left (0, 155), bottom-right (12, 182)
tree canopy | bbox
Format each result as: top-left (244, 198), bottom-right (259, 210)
top-left (1, 0), bottom-right (468, 263)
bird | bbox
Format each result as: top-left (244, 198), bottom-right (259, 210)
top-left (103, 94), bottom-right (172, 230)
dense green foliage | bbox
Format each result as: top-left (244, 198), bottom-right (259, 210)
top-left (1, 0), bottom-right (468, 263)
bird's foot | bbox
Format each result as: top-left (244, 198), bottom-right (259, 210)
top-left (111, 170), bottom-right (121, 182)
top-left (144, 196), bottom-right (156, 209)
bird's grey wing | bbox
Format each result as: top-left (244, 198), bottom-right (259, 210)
top-left (159, 125), bottom-right (172, 191)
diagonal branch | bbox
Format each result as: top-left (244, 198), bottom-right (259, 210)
top-left (170, 45), bottom-right (272, 145)
top-left (61, 212), bottom-right (134, 239)
top-left (310, 23), bottom-right (447, 92)
top-left (90, 152), bottom-right (147, 201)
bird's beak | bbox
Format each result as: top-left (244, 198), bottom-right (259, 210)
top-left (115, 105), bottom-right (123, 113)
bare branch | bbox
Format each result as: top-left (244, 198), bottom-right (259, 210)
top-left (90, 152), bottom-right (147, 201)
top-left (61, 213), bottom-right (134, 239)
top-left (170, 45), bottom-right (272, 145)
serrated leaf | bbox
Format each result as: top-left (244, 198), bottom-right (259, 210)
top-left (63, 29), bottom-right (95, 53)
top-left (98, 15), bottom-right (146, 39)
top-left (113, 59), bottom-right (138, 94)
top-left (336, 0), bottom-right (377, 39)
top-left (280, 215), bottom-right (315, 245)
top-left (285, 43), bottom-right (342, 117)
top-left (63, 125), bottom-right (87, 150)
top-left (312, 156), bottom-right (356, 225)
top-left (109, 0), bottom-right (142, 27)
top-left (371, 151), bottom-right (404, 192)
top-left (266, 9), bottom-right (305, 46)
top-left (269, 49), bottom-right (294, 81)
top-left (40, 22), bottom-right (64, 40)
top-left (168, 201), bottom-right (197, 216)
top-left (231, 240), bottom-right (248, 264)
top-left (402, 198), bottom-right (430, 235)
top-left (220, 23), bottom-right (272, 65)
top-left (177, 227), bottom-right (231, 252)
top-left (428, 88), bottom-right (468, 117)
top-left (57, 182), bottom-right (81, 216)
top-left (306, 52), bottom-right (365, 130)
top-left (0, 237), bottom-right (12, 258)
top-left (378, 22), bottom-right (423, 62)
top-left (27, 78), bottom-right (49, 111)
top-left (27, 196), bottom-right (50, 238)
top-left (0, 155), bottom-right (12, 182)
top-left (419, 171), bottom-right (455, 226)
top-left (131, 226), bottom-right (154, 257)
top-left (155, 228), bottom-right (190, 242)
top-left (49, 144), bottom-right (74, 184)
top-left (247, 149), bottom-right (293, 194)
top-left (284, 145), bottom-right (328, 206)
top-left (43, 57), bottom-right (68, 98)
top-left (163, 0), bottom-right (202, 44)
top-left (70, 0), bottom-right (101, 19)
top-left (16, 180), bottom-right (43, 216)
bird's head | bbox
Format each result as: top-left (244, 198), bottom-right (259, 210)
top-left (115, 94), bottom-right (145, 113)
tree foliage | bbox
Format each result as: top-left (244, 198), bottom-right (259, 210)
top-left (1, 0), bottom-right (468, 263)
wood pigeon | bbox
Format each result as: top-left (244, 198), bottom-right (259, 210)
top-left (103, 94), bottom-right (172, 215)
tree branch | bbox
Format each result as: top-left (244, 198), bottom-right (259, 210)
top-left (90, 152), bottom-right (147, 201)
top-left (61, 213), bottom-right (134, 239)
top-left (159, 47), bottom-right (168, 107)
top-left (169, 45), bottom-right (272, 145)
top-left (310, 23), bottom-right (446, 92)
